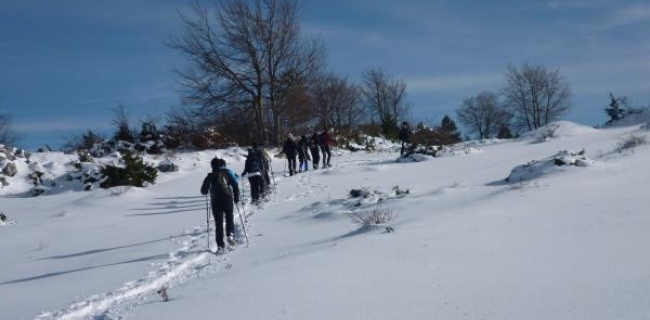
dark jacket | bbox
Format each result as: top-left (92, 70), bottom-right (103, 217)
top-left (297, 136), bottom-right (311, 161)
top-left (398, 126), bottom-right (411, 143)
top-left (241, 154), bottom-right (262, 176)
top-left (308, 134), bottom-right (320, 159)
top-left (201, 168), bottom-right (240, 203)
top-left (249, 147), bottom-right (268, 168)
top-left (282, 138), bottom-right (299, 158)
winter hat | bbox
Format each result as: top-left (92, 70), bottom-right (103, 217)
top-left (210, 158), bottom-right (225, 170)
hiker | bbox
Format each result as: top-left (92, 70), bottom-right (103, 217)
top-left (282, 134), bottom-right (299, 176)
top-left (249, 142), bottom-right (271, 194)
top-left (319, 129), bottom-right (332, 168)
top-left (297, 135), bottom-right (311, 172)
top-left (200, 158), bottom-right (240, 252)
top-left (398, 121), bottom-right (411, 156)
top-left (309, 133), bottom-right (321, 170)
top-left (241, 148), bottom-right (264, 204)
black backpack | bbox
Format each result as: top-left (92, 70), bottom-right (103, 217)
top-left (210, 170), bottom-right (232, 197)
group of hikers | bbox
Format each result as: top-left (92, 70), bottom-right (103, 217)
top-left (201, 124), bottom-right (409, 253)
top-left (281, 129), bottom-right (333, 176)
top-left (200, 129), bottom-right (333, 252)
top-left (200, 143), bottom-right (272, 252)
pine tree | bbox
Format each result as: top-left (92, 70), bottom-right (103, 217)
top-left (605, 92), bottom-right (625, 124)
top-left (436, 115), bottom-right (462, 145)
top-left (497, 124), bottom-right (513, 139)
top-left (100, 150), bottom-right (157, 188)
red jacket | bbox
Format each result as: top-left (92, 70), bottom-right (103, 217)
top-left (321, 131), bottom-right (331, 147)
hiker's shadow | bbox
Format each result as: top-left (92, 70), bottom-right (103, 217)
top-left (126, 198), bottom-right (206, 217)
top-left (0, 253), bottom-right (169, 286)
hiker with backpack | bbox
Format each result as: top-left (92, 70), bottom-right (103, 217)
top-left (282, 134), bottom-right (299, 176)
top-left (241, 148), bottom-right (264, 205)
top-left (249, 143), bottom-right (271, 195)
top-left (200, 158), bottom-right (240, 252)
top-left (398, 121), bottom-right (411, 156)
top-left (297, 135), bottom-right (311, 172)
top-left (319, 129), bottom-right (332, 168)
top-left (309, 133), bottom-right (321, 170)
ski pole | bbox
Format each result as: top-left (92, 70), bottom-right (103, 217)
top-left (269, 160), bottom-right (277, 198)
top-left (235, 203), bottom-right (249, 246)
top-left (205, 194), bottom-right (210, 251)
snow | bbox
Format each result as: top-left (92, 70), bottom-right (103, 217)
top-left (2, 121), bottom-right (650, 320)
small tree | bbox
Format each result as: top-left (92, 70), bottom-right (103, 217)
top-left (63, 130), bottom-right (105, 153)
top-left (0, 110), bottom-right (19, 147)
top-left (100, 150), bottom-right (157, 188)
top-left (112, 105), bottom-right (135, 143)
top-left (435, 115), bottom-right (462, 145)
top-left (457, 91), bottom-right (511, 139)
top-left (605, 92), bottom-right (626, 124)
top-left (360, 68), bottom-right (409, 138)
top-left (502, 63), bottom-right (572, 131)
top-left (310, 73), bottom-right (365, 134)
top-left (497, 123), bottom-right (513, 139)
top-left (410, 122), bottom-right (437, 146)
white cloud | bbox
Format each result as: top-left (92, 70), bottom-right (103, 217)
top-left (613, 4), bottom-right (650, 24)
top-left (601, 3), bottom-right (650, 29)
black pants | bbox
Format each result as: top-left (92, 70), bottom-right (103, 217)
top-left (211, 197), bottom-right (234, 249)
top-left (261, 166), bottom-right (270, 192)
top-left (287, 156), bottom-right (297, 175)
top-left (321, 146), bottom-right (331, 167)
top-left (310, 148), bottom-right (320, 169)
top-left (248, 175), bottom-right (263, 203)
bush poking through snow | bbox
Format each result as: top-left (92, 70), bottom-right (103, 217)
top-left (616, 134), bottom-right (647, 153)
top-left (347, 206), bottom-right (396, 228)
top-left (392, 185), bottom-right (410, 196)
top-left (534, 124), bottom-right (560, 142)
top-left (350, 188), bottom-right (371, 198)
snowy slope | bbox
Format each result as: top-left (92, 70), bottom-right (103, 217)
top-left (1, 122), bottom-right (649, 320)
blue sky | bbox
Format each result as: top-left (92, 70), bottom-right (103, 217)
top-left (1, 0), bottom-right (649, 149)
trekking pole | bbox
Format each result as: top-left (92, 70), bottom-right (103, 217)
top-left (235, 203), bottom-right (249, 246)
top-left (269, 160), bottom-right (277, 198)
top-left (205, 194), bottom-right (210, 251)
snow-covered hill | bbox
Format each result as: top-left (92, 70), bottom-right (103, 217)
top-left (2, 121), bottom-right (649, 320)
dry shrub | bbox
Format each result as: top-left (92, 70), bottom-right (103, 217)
top-left (616, 134), bottom-right (647, 153)
top-left (348, 206), bottom-right (396, 227)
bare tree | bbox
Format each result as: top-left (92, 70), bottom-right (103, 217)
top-left (310, 73), bottom-right (364, 133)
top-left (502, 63), bottom-right (572, 131)
top-left (0, 111), bottom-right (19, 147)
top-left (261, 0), bottom-right (326, 144)
top-left (360, 68), bottom-right (408, 137)
top-left (273, 69), bottom-right (313, 137)
top-left (169, 0), bottom-right (325, 146)
top-left (112, 105), bottom-right (135, 142)
top-left (457, 91), bottom-right (511, 139)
